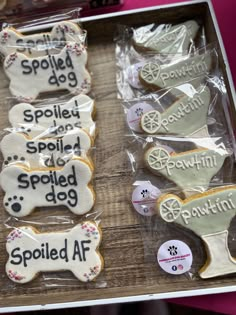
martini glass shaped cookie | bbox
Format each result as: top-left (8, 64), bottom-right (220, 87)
top-left (144, 146), bottom-right (229, 197)
top-left (141, 85), bottom-right (211, 138)
top-left (157, 186), bottom-right (236, 278)
top-left (139, 52), bottom-right (212, 91)
top-left (132, 20), bottom-right (199, 54)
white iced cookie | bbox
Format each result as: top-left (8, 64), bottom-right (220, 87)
top-left (4, 42), bottom-right (91, 101)
top-left (0, 159), bottom-right (95, 217)
top-left (141, 86), bottom-right (211, 137)
top-left (1, 131), bottom-right (92, 169)
top-left (0, 21), bottom-right (85, 57)
top-left (133, 20), bottom-right (199, 54)
top-left (8, 95), bottom-right (96, 138)
top-left (6, 222), bottom-right (103, 283)
top-left (145, 147), bottom-right (228, 196)
top-left (157, 186), bottom-right (236, 278)
top-left (139, 53), bottom-right (212, 91)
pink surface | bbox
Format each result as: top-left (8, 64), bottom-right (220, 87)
top-left (168, 292), bottom-right (236, 315)
top-left (111, 0), bottom-right (236, 314)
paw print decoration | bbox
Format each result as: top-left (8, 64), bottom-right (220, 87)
top-left (168, 245), bottom-right (178, 256)
top-left (4, 196), bottom-right (24, 213)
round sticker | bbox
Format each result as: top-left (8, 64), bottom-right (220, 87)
top-left (157, 240), bottom-right (193, 275)
top-left (127, 102), bottom-right (154, 132)
top-left (132, 183), bottom-right (161, 216)
top-left (127, 61), bottom-right (146, 89)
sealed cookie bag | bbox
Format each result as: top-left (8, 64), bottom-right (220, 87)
top-left (0, 9), bottom-right (106, 290)
top-left (124, 72), bottom-right (236, 280)
top-left (115, 20), bottom-right (207, 99)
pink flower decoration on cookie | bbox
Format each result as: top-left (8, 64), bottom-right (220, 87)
top-left (5, 53), bottom-right (17, 69)
top-left (8, 270), bottom-right (25, 281)
top-left (66, 43), bottom-right (84, 56)
top-left (6, 230), bottom-right (22, 243)
top-left (83, 265), bottom-right (100, 281)
top-left (1, 31), bottom-right (10, 44)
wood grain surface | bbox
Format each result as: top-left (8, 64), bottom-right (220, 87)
top-left (0, 1), bottom-right (236, 310)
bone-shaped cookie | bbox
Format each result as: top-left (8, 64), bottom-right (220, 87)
top-left (0, 21), bottom-right (84, 57)
top-left (157, 186), bottom-right (236, 278)
top-left (141, 86), bottom-right (211, 137)
top-left (6, 222), bottom-right (103, 283)
top-left (4, 42), bottom-right (91, 100)
top-left (133, 20), bottom-right (199, 54)
top-left (8, 95), bottom-right (96, 138)
top-left (1, 131), bottom-right (92, 169)
top-left (145, 146), bottom-right (228, 196)
top-left (0, 159), bottom-right (94, 217)
top-left (139, 53), bottom-right (212, 91)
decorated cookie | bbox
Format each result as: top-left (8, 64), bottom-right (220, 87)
top-left (133, 20), bottom-right (199, 54)
top-left (157, 186), bottom-right (236, 278)
top-left (8, 95), bottom-right (96, 138)
top-left (141, 86), bottom-right (211, 137)
top-left (0, 159), bottom-right (95, 217)
top-left (1, 131), bottom-right (92, 169)
top-left (0, 21), bottom-right (85, 57)
top-left (4, 42), bottom-right (91, 101)
top-left (145, 146), bottom-right (228, 196)
top-left (6, 222), bottom-right (103, 283)
top-left (139, 53), bottom-right (212, 91)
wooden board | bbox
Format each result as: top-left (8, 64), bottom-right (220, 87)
top-left (0, 1), bottom-right (236, 310)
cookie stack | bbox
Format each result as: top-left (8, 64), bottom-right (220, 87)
top-left (117, 20), bottom-right (236, 279)
top-left (0, 21), bottom-right (103, 283)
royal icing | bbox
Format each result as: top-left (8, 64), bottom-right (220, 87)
top-left (157, 187), bottom-right (236, 278)
top-left (8, 95), bottom-right (96, 137)
top-left (4, 42), bottom-right (91, 100)
top-left (133, 20), bottom-right (199, 54)
top-left (6, 222), bottom-right (103, 283)
top-left (145, 147), bottom-right (228, 195)
top-left (0, 159), bottom-right (94, 217)
top-left (141, 86), bottom-right (211, 137)
top-left (1, 131), bottom-right (92, 169)
top-left (139, 53), bottom-right (212, 90)
top-left (0, 21), bottom-right (85, 57)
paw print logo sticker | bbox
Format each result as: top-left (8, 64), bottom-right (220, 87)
top-left (168, 245), bottom-right (178, 256)
top-left (141, 189), bottom-right (148, 198)
top-left (135, 107), bottom-right (144, 117)
top-left (157, 240), bottom-right (193, 275)
top-left (132, 183), bottom-right (161, 217)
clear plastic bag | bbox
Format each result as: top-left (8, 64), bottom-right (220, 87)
top-left (0, 9), bottom-right (105, 290)
top-left (115, 20), bottom-right (208, 99)
top-left (127, 134), bottom-right (235, 279)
